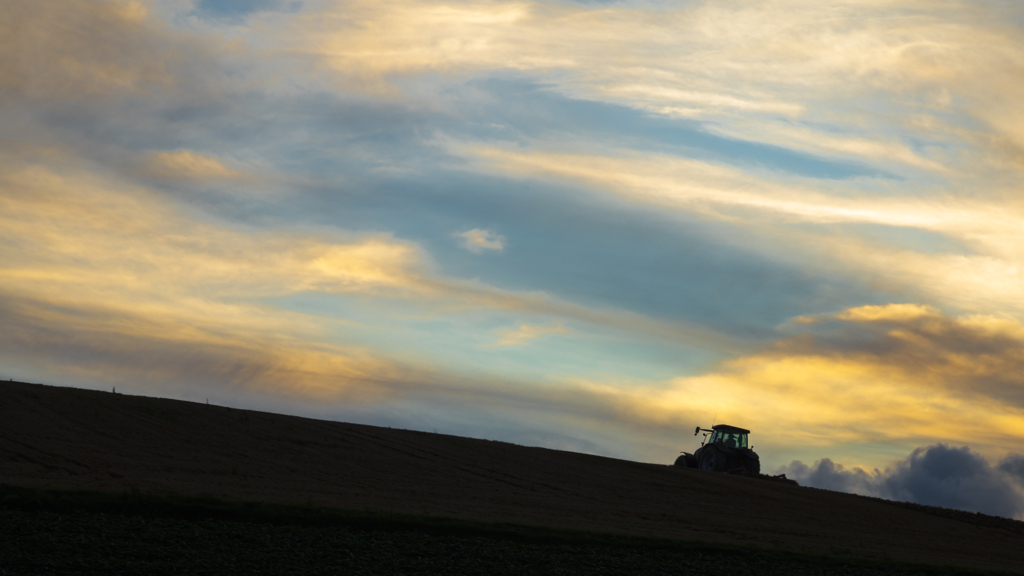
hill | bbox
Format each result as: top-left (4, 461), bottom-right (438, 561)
top-left (2, 380), bottom-right (1022, 572)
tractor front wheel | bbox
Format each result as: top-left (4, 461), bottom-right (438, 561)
top-left (674, 454), bottom-right (697, 468)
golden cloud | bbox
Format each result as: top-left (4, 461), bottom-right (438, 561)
top-left (571, 303), bottom-right (1024, 466)
top-left (0, 158), bottom-right (438, 344)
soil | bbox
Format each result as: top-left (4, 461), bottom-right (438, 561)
top-left (2, 380), bottom-right (1022, 573)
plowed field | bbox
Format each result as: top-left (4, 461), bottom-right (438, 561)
top-left (2, 380), bottom-right (1022, 572)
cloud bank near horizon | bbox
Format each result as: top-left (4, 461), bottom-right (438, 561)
top-left (778, 444), bottom-right (1024, 520)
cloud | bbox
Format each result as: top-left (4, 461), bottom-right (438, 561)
top-left (0, 163), bottom-right (430, 303)
top-left (0, 154), bottom-right (741, 388)
top-left (465, 145), bottom-right (1024, 317)
top-left (140, 150), bottom-right (244, 180)
top-left (192, 0), bottom-right (303, 22)
top-left (0, 0), bottom-right (213, 102)
top-left (998, 455), bottom-right (1024, 485)
top-left (466, 144), bottom-right (1020, 247)
top-left (1, 150), bottom-right (744, 371)
top-left (548, 303), bottom-right (1024, 469)
top-left (777, 444), bottom-right (1024, 519)
top-left (296, 0), bottom-right (1024, 175)
top-left (0, 293), bottom-right (407, 404)
top-left (782, 304), bottom-right (1024, 408)
top-left (455, 228), bottom-right (505, 253)
top-left (494, 321), bottom-right (568, 346)
top-left (289, 0), bottom-right (1024, 324)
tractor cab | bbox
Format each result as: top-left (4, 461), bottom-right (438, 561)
top-left (703, 425), bottom-right (749, 449)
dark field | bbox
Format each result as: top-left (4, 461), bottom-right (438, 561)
top-left (2, 380), bottom-right (1023, 574)
top-left (0, 487), bottom-right (1002, 576)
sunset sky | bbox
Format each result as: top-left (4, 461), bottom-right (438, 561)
top-left (4, 0), bottom-right (1024, 513)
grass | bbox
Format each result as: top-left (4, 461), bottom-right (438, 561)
top-left (0, 484), bottom-right (1011, 575)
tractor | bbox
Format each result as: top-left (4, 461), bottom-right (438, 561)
top-left (674, 424), bottom-right (760, 476)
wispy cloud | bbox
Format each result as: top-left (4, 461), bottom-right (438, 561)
top-left (0, 162), bottom-right (428, 305)
top-left (455, 228), bottom-right (505, 253)
top-left (494, 321), bottom-right (567, 346)
top-left (139, 150), bottom-right (245, 180)
top-left (297, 0), bottom-right (1024, 177)
top-left (465, 145), bottom-right (1024, 316)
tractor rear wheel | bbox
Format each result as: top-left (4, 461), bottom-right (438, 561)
top-left (745, 456), bottom-right (761, 476)
top-left (699, 448), bottom-right (727, 472)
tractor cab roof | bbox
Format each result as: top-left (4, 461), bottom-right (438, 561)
top-left (711, 424), bottom-right (750, 434)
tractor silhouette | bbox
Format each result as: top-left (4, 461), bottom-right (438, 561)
top-left (674, 424), bottom-right (760, 476)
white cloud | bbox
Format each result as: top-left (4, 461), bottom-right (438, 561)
top-left (455, 228), bottom-right (505, 253)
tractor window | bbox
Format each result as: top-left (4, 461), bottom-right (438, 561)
top-left (718, 432), bottom-right (748, 448)
top-left (709, 430), bottom-right (722, 443)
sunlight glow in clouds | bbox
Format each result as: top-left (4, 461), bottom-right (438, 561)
top-left (4, 0), bottom-right (1024, 503)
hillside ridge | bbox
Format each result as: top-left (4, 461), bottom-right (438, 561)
top-left (2, 379), bottom-right (1022, 572)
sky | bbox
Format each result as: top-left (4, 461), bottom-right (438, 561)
top-left (4, 0), bottom-right (1024, 517)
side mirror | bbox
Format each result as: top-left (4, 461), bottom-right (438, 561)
top-left (694, 426), bottom-right (700, 436)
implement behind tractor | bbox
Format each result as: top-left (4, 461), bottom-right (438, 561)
top-left (674, 424), bottom-right (760, 477)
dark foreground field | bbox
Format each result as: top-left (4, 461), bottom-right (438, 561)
top-left (2, 380), bottom-right (1023, 574)
top-left (0, 486), bottom-right (998, 576)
